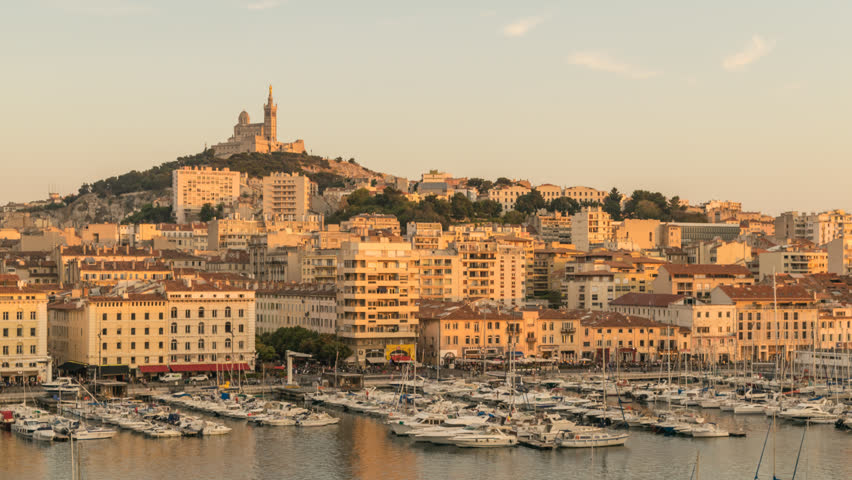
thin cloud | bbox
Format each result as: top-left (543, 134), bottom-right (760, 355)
top-left (723, 35), bottom-right (775, 71)
top-left (502, 16), bottom-right (545, 37)
top-left (566, 52), bottom-right (659, 79)
top-left (55, 0), bottom-right (153, 16)
top-left (245, 0), bottom-right (281, 10)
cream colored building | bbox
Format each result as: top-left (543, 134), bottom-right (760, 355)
top-left (163, 281), bottom-right (256, 371)
top-left (455, 236), bottom-right (526, 306)
top-left (341, 214), bottom-right (401, 236)
top-left (256, 283), bottom-right (337, 335)
top-left (827, 225), bottom-right (852, 275)
top-left (710, 284), bottom-right (818, 362)
top-left (775, 210), bottom-right (851, 246)
top-left (685, 240), bottom-right (752, 265)
top-left (653, 264), bottom-right (754, 300)
top-left (487, 184), bottom-right (531, 212)
top-left (207, 218), bottom-right (264, 251)
top-left (418, 249), bottom-right (463, 301)
top-left (48, 294), bottom-right (168, 373)
top-left (262, 172), bottom-right (317, 220)
top-left (571, 206), bottom-right (613, 251)
top-left (530, 212), bottom-right (572, 244)
top-left (0, 287), bottom-right (50, 383)
top-left (757, 249), bottom-right (828, 280)
top-left (336, 237), bottom-right (419, 364)
top-left (81, 223), bottom-right (120, 246)
top-left (562, 186), bottom-right (607, 204)
top-left (172, 166), bottom-right (240, 223)
top-left (535, 184), bottom-right (563, 203)
top-left (212, 86), bottom-right (306, 159)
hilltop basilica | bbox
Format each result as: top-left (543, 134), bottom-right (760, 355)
top-left (212, 86), bottom-right (306, 158)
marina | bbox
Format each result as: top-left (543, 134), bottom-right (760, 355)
top-left (2, 371), bottom-right (851, 479)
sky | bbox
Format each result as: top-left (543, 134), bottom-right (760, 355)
top-left (1, 0), bottom-right (851, 215)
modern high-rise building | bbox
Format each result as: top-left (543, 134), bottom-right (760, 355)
top-left (261, 172), bottom-right (316, 220)
top-left (571, 206), bottom-right (613, 251)
top-left (172, 166), bottom-right (240, 223)
top-left (336, 236), bottom-right (419, 364)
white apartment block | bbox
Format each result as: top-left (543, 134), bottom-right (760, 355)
top-left (172, 166), bottom-right (240, 223)
top-left (261, 172), bottom-right (317, 220)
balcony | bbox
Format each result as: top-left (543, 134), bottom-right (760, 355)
top-left (560, 326), bottom-right (576, 334)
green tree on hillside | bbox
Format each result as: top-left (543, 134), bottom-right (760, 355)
top-left (514, 190), bottom-right (546, 214)
top-left (603, 188), bottom-right (623, 220)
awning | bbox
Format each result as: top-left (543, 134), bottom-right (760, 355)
top-left (58, 361), bottom-right (88, 373)
top-left (366, 357), bottom-right (385, 364)
top-left (390, 354), bottom-right (412, 362)
top-left (139, 365), bottom-right (169, 374)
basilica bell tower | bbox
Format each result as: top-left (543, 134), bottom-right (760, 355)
top-left (263, 85), bottom-right (277, 143)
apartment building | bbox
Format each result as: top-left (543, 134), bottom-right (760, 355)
top-left (255, 283), bottom-right (337, 335)
top-left (710, 284), bottom-right (818, 362)
top-left (172, 166), bottom-right (240, 224)
top-left (775, 210), bottom-right (851, 245)
top-left (455, 236), bottom-right (526, 307)
top-left (56, 245), bottom-right (156, 285)
top-left (653, 264), bottom-right (753, 300)
top-left (417, 300), bottom-right (581, 364)
top-left (684, 240), bottom-right (751, 265)
top-left (261, 172), bottom-right (317, 220)
top-left (75, 261), bottom-right (173, 287)
top-left (336, 237), bottom-right (419, 364)
top-left (571, 206), bottom-right (613, 252)
top-left (417, 249), bottom-right (463, 301)
top-left (578, 311), bottom-right (689, 363)
top-left (48, 294), bottom-right (168, 375)
top-left (530, 212), bottom-right (572, 244)
top-left (609, 292), bottom-right (737, 363)
top-left (536, 184), bottom-right (563, 203)
top-left (340, 214), bottom-right (401, 236)
top-left (207, 218), bottom-right (264, 251)
top-left (563, 251), bottom-right (665, 310)
top-left (163, 281), bottom-right (256, 372)
top-left (529, 246), bottom-right (582, 298)
top-left (757, 248), bottom-right (828, 280)
top-left (562, 186), bottom-right (607, 204)
top-left (406, 222), bottom-right (448, 250)
top-left (0, 287), bottom-right (50, 383)
top-left (487, 184), bottom-right (531, 212)
top-left (827, 225), bottom-right (852, 275)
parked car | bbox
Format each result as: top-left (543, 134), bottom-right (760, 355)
top-left (189, 374), bottom-right (208, 383)
top-left (158, 373), bottom-right (183, 382)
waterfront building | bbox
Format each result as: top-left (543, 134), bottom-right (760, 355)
top-left (163, 280), bottom-right (256, 372)
top-left (211, 86), bottom-right (306, 159)
top-left (578, 311), bottom-right (690, 363)
top-left (256, 283), bottom-right (337, 335)
top-left (172, 166), bottom-right (240, 224)
top-left (709, 284), bottom-right (818, 362)
top-left (261, 172), bottom-right (317, 220)
top-left (336, 236), bottom-right (419, 364)
top-left (0, 287), bottom-right (50, 383)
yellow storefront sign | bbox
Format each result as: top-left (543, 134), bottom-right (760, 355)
top-left (385, 344), bottom-right (415, 362)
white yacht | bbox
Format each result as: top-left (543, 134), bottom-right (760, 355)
top-left (72, 426), bottom-right (117, 440)
top-left (558, 430), bottom-right (629, 448)
top-left (451, 429), bottom-right (518, 448)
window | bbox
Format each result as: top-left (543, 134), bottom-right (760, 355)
top-left (225, 322), bottom-right (232, 333)
top-left (238, 309), bottom-right (244, 318)
top-left (144, 341), bottom-right (150, 349)
top-left (117, 313), bottom-right (122, 321)
top-left (212, 341), bottom-right (217, 350)
top-left (212, 325), bottom-right (218, 334)
top-left (144, 313), bottom-right (150, 320)
top-left (1, 328), bottom-right (6, 337)
top-left (198, 322), bottom-right (205, 334)
top-left (238, 324), bottom-right (244, 333)
top-left (185, 342), bottom-right (191, 351)
top-left (225, 338), bottom-right (232, 349)
top-left (225, 307), bottom-right (231, 318)
top-left (30, 328), bottom-right (35, 337)
top-left (238, 341), bottom-right (244, 349)
top-left (185, 325), bottom-right (191, 334)
top-left (131, 313), bottom-right (136, 320)
top-left (171, 307), bottom-right (178, 319)
top-left (170, 340), bottom-right (177, 351)
top-left (30, 312), bottom-right (36, 320)
top-left (116, 342), bottom-right (122, 349)
top-left (30, 345), bottom-right (36, 354)
top-left (185, 310), bottom-right (191, 318)
top-left (16, 327), bottom-right (22, 337)
top-left (130, 328), bottom-right (136, 335)
top-left (131, 342), bottom-right (136, 350)
top-left (198, 339), bottom-right (205, 349)
top-left (198, 307), bottom-right (205, 318)
top-left (102, 313), bottom-right (107, 321)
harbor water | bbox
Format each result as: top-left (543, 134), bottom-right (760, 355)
top-left (2, 408), bottom-right (850, 479)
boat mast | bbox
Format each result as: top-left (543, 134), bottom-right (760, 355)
top-left (773, 271), bottom-right (780, 392)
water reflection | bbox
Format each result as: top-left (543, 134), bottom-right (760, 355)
top-left (1, 410), bottom-right (850, 480)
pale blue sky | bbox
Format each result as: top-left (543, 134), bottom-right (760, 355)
top-left (2, 1), bottom-right (850, 214)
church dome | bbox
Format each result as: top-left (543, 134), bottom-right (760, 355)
top-left (238, 110), bottom-right (250, 125)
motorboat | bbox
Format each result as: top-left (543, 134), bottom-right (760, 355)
top-left (388, 413), bottom-right (446, 436)
top-left (690, 423), bottom-right (729, 438)
top-left (557, 430), bottom-right (629, 448)
top-left (12, 418), bottom-right (48, 438)
top-left (33, 425), bottom-right (57, 442)
top-left (42, 377), bottom-right (80, 395)
top-left (72, 426), bottom-right (117, 440)
top-left (451, 429), bottom-right (518, 448)
top-left (733, 403), bottom-right (765, 415)
top-left (201, 422), bottom-right (232, 435)
top-left (297, 412), bottom-right (340, 427)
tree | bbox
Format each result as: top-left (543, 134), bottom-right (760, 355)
top-left (450, 193), bottom-right (475, 221)
top-left (199, 203), bottom-right (215, 222)
top-left (473, 199), bottom-right (502, 218)
top-left (257, 327), bottom-right (352, 365)
top-left (502, 210), bottom-right (526, 225)
top-left (514, 189), bottom-right (545, 214)
top-left (494, 177), bottom-right (513, 187)
top-left (603, 187), bottom-right (623, 221)
top-left (547, 197), bottom-right (580, 215)
top-left (215, 203), bottom-right (225, 219)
